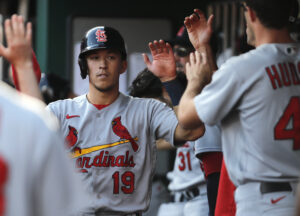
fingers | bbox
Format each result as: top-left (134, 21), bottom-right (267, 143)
top-left (166, 42), bottom-right (173, 55)
top-left (5, 14), bottom-right (28, 45)
top-left (4, 19), bottom-right (12, 45)
top-left (189, 51), bottom-right (206, 66)
top-left (142, 53), bottom-right (151, 67)
top-left (25, 22), bottom-right (32, 44)
top-left (190, 52), bottom-right (196, 65)
top-left (0, 44), bottom-right (7, 57)
top-left (148, 42), bottom-right (157, 56)
top-left (194, 9), bottom-right (206, 23)
top-left (148, 39), bottom-right (169, 55)
top-left (207, 14), bottom-right (214, 27)
top-left (184, 17), bottom-right (191, 30)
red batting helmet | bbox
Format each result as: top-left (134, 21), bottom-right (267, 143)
top-left (78, 26), bottom-right (127, 79)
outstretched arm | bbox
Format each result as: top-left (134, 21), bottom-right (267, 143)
top-left (0, 15), bottom-right (42, 100)
top-left (143, 40), bottom-right (205, 143)
top-left (143, 40), bottom-right (186, 106)
top-left (178, 51), bottom-right (211, 129)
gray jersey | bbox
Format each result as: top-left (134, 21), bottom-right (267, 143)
top-left (46, 93), bottom-right (178, 214)
top-left (194, 124), bottom-right (222, 157)
top-left (194, 43), bottom-right (300, 186)
top-left (0, 82), bottom-right (89, 216)
top-left (168, 141), bottom-right (205, 191)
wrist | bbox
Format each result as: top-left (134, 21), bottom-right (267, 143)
top-left (13, 60), bottom-right (33, 76)
top-left (159, 75), bottom-right (177, 82)
top-left (13, 59), bottom-right (33, 73)
top-left (162, 77), bottom-right (186, 106)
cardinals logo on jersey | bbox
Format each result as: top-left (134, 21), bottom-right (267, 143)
top-left (66, 125), bottom-right (82, 154)
top-left (66, 125), bottom-right (78, 148)
top-left (112, 116), bottom-right (139, 152)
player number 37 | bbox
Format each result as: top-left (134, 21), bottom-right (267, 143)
top-left (274, 96), bottom-right (300, 150)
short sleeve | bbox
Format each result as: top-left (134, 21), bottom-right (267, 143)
top-left (148, 99), bottom-right (178, 146)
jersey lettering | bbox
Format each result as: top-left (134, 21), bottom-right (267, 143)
top-left (274, 96), bottom-right (300, 150)
top-left (0, 156), bottom-right (8, 216)
top-left (112, 171), bottom-right (135, 194)
top-left (266, 62), bottom-right (300, 89)
top-left (178, 151), bottom-right (192, 171)
top-left (75, 150), bottom-right (135, 172)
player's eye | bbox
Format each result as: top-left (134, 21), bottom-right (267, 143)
top-left (107, 55), bottom-right (116, 61)
top-left (89, 55), bottom-right (99, 60)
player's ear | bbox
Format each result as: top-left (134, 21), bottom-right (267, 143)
top-left (247, 6), bottom-right (257, 22)
top-left (120, 60), bottom-right (127, 75)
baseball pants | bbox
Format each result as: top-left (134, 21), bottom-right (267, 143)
top-left (157, 184), bottom-right (209, 216)
top-left (234, 181), bottom-right (299, 216)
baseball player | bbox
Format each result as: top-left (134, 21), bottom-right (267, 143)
top-left (177, 1), bottom-right (300, 215)
top-left (143, 26), bottom-right (223, 216)
top-left (14, 24), bottom-right (205, 215)
top-left (0, 14), bottom-right (91, 216)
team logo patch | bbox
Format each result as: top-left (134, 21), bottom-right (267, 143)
top-left (112, 116), bottom-right (139, 152)
top-left (95, 29), bottom-right (107, 42)
top-left (66, 125), bottom-right (82, 154)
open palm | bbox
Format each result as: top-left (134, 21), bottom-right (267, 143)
top-left (143, 40), bottom-right (177, 82)
top-left (184, 9), bottom-right (214, 50)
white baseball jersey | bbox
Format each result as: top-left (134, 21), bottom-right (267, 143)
top-left (168, 141), bottom-right (205, 191)
top-left (0, 82), bottom-right (90, 216)
top-left (194, 43), bottom-right (300, 186)
top-left (46, 93), bottom-right (178, 214)
top-left (193, 124), bottom-right (222, 157)
top-left (158, 142), bottom-right (209, 216)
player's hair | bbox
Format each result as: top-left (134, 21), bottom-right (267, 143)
top-left (129, 68), bottom-right (163, 98)
top-left (243, 0), bottom-right (298, 29)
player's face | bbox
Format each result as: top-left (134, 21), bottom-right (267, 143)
top-left (173, 45), bottom-right (191, 74)
top-left (86, 49), bottom-right (127, 93)
top-left (243, 3), bottom-right (256, 46)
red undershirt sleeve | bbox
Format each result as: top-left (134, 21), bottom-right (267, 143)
top-left (12, 50), bottom-right (41, 91)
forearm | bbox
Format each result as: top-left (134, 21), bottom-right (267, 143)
top-left (14, 61), bottom-right (43, 100)
top-left (177, 78), bottom-right (206, 129)
top-left (156, 139), bottom-right (174, 150)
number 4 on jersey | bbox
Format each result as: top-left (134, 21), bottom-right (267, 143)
top-left (274, 96), bottom-right (300, 150)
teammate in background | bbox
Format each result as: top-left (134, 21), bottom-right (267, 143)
top-left (177, 1), bottom-right (300, 215)
top-left (0, 14), bottom-right (90, 216)
top-left (143, 26), bottom-right (222, 216)
top-left (130, 69), bottom-right (209, 216)
top-left (15, 24), bottom-right (205, 215)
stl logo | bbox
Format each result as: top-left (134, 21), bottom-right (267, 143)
top-left (96, 29), bottom-right (107, 42)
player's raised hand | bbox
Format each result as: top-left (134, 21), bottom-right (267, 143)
top-left (143, 39), bottom-right (177, 82)
top-left (186, 51), bottom-right (212, 86)
top-left (0, 14), bottom-right (32, 68)
top-left (184, 9), bottom-right (214, 50)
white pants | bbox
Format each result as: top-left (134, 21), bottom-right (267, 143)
top-left (157, 185), bottom-right (209, 216)
top-left (235, 182), bottom-right (298, 216)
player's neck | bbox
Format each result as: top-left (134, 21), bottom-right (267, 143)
top-left (254, 26), bottom-right (294, 47)
top-left (87, 87), bottom-right (119, 105)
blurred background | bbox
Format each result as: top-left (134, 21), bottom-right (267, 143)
top-left (0, 0), bottom-right (299, 95)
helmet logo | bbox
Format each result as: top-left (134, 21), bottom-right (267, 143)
top-left (95, 29), bottom-right (107, 42)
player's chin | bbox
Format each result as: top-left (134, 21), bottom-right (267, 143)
top-left (95, 84), bottom-right (115, 92)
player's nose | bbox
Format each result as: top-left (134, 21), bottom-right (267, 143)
top-left (98, 58), bottom-right (107, 68)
